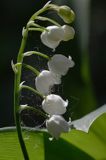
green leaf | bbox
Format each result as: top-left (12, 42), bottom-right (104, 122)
top-left (62, 113), bottom-right (106, 160)
top-left (0, 128), bottom-right (44, 160)
top-left (0, 113), bottom-right (106, 160)
top-left (72, 104), bottom-right (106, 132)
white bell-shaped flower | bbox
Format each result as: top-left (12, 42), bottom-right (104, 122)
top-left (40, 25), bottom-right (75, 50)
top-left (42, 94), bottom-right (68, 115)
top-left (62, 25), bottom-right (75, 41)
top-left (48, 54), bottom-right (75, 76)
top-left (35, 70), bottom-right (61, 95)
top-left (46, 115), bottom-right (70, 139)
top-left (40, 26), bottom-right (64, 50)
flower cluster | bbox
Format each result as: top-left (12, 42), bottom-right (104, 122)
top-left (17, 2), bottom-right (76, 139)
top-left (33, 5), bottom-right (75, 139)
top-left (35, 54), bottom-right (74, 95)
top-left (35, 54), bottom-right (74, 139)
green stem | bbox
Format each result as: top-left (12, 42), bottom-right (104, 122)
top-left (21, 85), bottom-right (44, 99)
top-left (20, 105), bottom-right (48, 119)
top-left (14, 29), bottom-right (29, 160)
top-left (23, 63), bottom-right (40, 76)
top-left (36, 16), bottom-right (61, 27)
top-left (29, 2), bottom-right (50, 22)
top-left (28, 28), bottom-right (44, 32)
top-left (28, 22), bottom-right (48, 31)
top-left (24, 51), bottom-right (50, 60)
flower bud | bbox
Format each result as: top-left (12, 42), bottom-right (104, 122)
top-left (35, 70), bottom-right (61, 95)
top-left (42, 94), bottom-right (68, 115)
top-left (48, 54), bottom-right (75, 76)
top-left (58, 6), bottom-right (75, 24)
top-left (46, 115), bottom-right (70, 139)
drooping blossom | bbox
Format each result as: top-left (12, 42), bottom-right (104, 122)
top-left (48, 54), bottom-right (75, 76)
top-left (62, 25), bottom-right (75, 41)
top-left (35, 70), bottom-right (61, 95)
top-left (40, 25), bottom-right (75, 50)
top-left (40, 26), bottom-right (64, 50)
top-left (46, 115), bottom-right (70, 139)
top-left (42, 94), bottom-right (68, 115)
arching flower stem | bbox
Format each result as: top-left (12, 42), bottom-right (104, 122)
top-left (14, 28), bottom-right (29, 160)
top-left (23, 51), bottom-right (50, 60)
top-left (27, 22), bottom-right (49, 31)
top-left (28, 28), bottom-right (46, 32)
top-left (20, 105), bottom-right (48, 119)
top-left (28, 1), bottom-right (51, 22)
top-left (21, 85), bottom-right (44, 99)
top-left (13, 62), bottom-right (40, 76)
top-left (22, 63), bottom-right (40, 76)
top-left (36, 16), bottom-right (61, 27)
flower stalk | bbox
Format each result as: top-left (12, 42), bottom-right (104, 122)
top-left (22, 63), bottom-right (40, 76)
top-left (23, 51), bottom-right (50, 60)
top-left (14, 29), bottom-right (29, 159)
top-left (21, 85), bottom-right (44, 99)
top-left (20, 105), bottom-right (48, 119)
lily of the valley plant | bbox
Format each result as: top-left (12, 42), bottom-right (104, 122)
top-left (12, 1), bottom-right (105, 160)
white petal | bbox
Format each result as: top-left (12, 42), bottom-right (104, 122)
top-left (69, 56), bottom-right (75, 67)
top-left (71, 104), bottom-right (106, 133)
top-left (48, 54), bottom-right (75, 76)
top-left (46, 115), bottom-right (70, 139)
top-left (62, 25), bottom-right (75, 41)
top-left (41, 31), bottom-right (60, 49)
top-left (46, 26), bottom-right (64, 41)
top-left (35, 70), bottom-right (61, 95)
top-left (40, 26), bottom-right (64, 49)
top-left (42, 94), bottom-right (68, 115)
